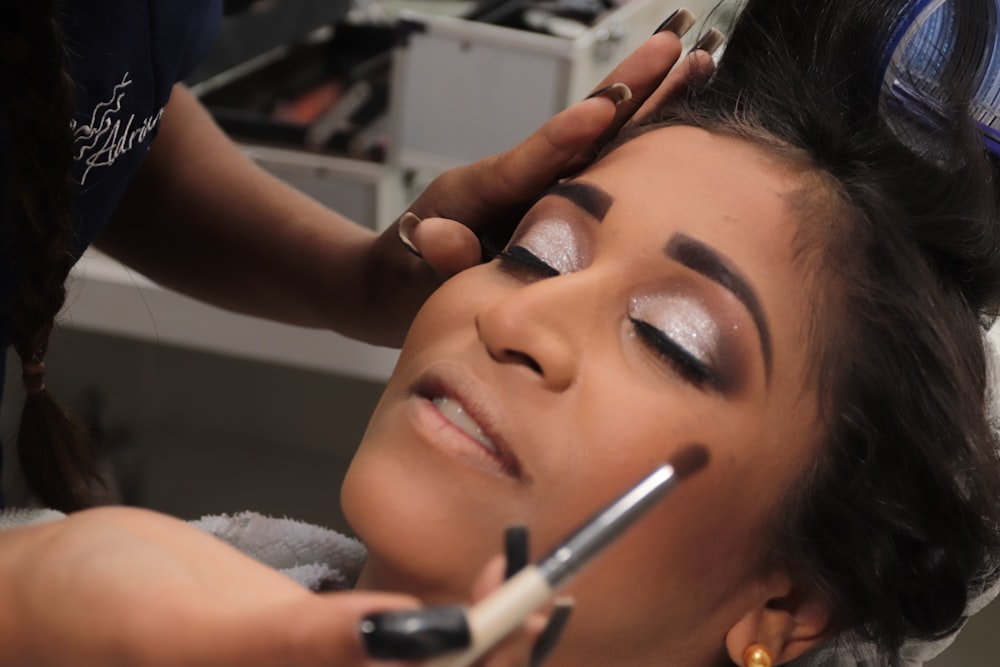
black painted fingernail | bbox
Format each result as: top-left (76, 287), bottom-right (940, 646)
top-left (691, 28), bottom-right (725, 57)
top-left (653, 8), bottom-right (695, 37)
top-left (585, 82), bottom-right (632, 105)
top-left (530, 598), bottom-right (575, 666)
top-left (504, 523), bottom-right (530, 581)
top-left (359, 606), bottom-right (471, 659)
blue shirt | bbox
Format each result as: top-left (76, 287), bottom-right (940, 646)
top-left (0, 0), bottom-right (223, 491)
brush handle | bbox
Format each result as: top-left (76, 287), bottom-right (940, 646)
top-left (423, 566), bottom-right (553, 667)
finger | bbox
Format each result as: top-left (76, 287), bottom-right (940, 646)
top-left (629, 44), bottom-right (718, 128)
top-left (471, 555), bottom-right (509, 602)
top-left (223, 591), bottom-right (423, 667)
top-left (357, 604), bottom-right (471, 662)
top-left (397, 211), bottom-right (423, 258)
top-left (460, 555), bottom-right (551, 667)
top-left (508, 28), bottom-right (686, 184)
top-left (410, 216), bottom-right (485, 278)
top-left (473, 612), bottom-right (548, 667)
top-left (409, 30), bottom-right (688, 225)
top-left (529, 598), bottom-right (574, 667)
top-left (503, 524), bottom-right (530, 581)
top-left (580, 31), bottom-right (686, 153)
top-left (586, 21), bottom-right (688, 105)
top-left (413, 94), bottom-right (620, 228)
top-left (471, 553), bottom-right (547, 667)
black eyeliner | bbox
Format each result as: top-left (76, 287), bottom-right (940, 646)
top-left (497, 246), bottom-right (561, 278)
top-left (629, 317), bottom-right (720, 388)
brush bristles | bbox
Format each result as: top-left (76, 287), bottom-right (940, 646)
top-left (669, 444), bottom-right (710, 480)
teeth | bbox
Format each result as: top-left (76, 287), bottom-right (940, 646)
top-left (433, 396), bottom-right (499, 455)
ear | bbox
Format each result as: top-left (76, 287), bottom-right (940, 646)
top-left (724, 570), bottom-right (832, 665)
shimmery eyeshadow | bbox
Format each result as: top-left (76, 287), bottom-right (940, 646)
top-left (664, 234), bottom-right (771, 377)
top-left (630, 294), bottom-right (721, 365)
top-left (519, 218), bottom-right (582, 274)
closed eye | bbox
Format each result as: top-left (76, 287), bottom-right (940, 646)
top-left (629, 316), bottom-right (719, 388)
top-left (497, 246), bottom-right (561, 279)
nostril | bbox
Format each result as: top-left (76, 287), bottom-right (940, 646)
top-left (500, 349), bottom-right (543, 375)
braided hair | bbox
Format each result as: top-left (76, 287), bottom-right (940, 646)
top-left (1, 0), bottom-right (105, 511)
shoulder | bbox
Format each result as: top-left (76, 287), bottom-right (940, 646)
top-left (146, 0), bottom-right (225, 81)
top-left (60, 0), bottom-right (223, 87)
top-left (59, 0), bottom-right (224, 245)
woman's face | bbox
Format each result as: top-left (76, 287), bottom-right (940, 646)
top-left (343, 126), bottom-right (822, 665)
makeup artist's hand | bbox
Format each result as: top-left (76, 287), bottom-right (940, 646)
top-left (464, 545), bottom-right (574, 667)
top-left (346, 16), bottom-right (716, 346)
top-left (466, 556), bottom-right (553, 667)
top-left (0, 507), bottom-right (430, 667)
top-left (384, 16), bottom-right (717, 278)
top-left (358, 526), bottom-right (569, 667)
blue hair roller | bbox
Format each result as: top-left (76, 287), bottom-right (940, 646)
top-left (881, 0), bottom-right (1000, 158)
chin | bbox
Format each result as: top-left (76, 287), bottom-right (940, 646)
top-left (341, 437), bottom-right (495, 603)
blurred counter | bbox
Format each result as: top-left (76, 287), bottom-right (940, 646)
top-left (64, 249), bottom-right (399, 383)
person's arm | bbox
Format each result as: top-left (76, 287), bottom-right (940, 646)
top-left (0, 507), bottom-right (412, 666)
top-left (0, 507), bottom-right (543, 667)
top-left (97, 84), bottom-right (405, 344)
top-left (97, 30), bottom-right (705, 348)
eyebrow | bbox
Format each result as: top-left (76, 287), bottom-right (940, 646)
top-left (665, 234), bottom-right (773, 377)
top-left (547, 181), bottom-right (614, 221)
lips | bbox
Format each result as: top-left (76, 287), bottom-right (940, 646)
top-left (413, 369), bottom-right (523, 480)
top-left (432, 396), bottom-right (500, 456)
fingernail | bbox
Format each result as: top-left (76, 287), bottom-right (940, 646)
top-left (359, 605), bottom-right (471, 659)
top-left (653, 8), bottom-right (695, 37)
top-left (530, 597), bottom-right (575, 667)
top-left (690, 27), bottom-right (725, 57)
top-left (585, 82), bottom-right (632, 105)
top-left (397, 211), bottom-right (422, 258)
top-left (504, 523), bottom-right (530, 581)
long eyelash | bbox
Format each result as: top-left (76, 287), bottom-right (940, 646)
top-left (497, 246), bottom-right (560, 278)
top-left (629, 317), bottom-right (718, 387)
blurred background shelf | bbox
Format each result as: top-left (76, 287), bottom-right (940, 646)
top-left (64, 249), bottom-right (400, 383)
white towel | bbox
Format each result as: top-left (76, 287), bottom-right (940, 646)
top-left (0, 508), bottom-right (365, 592)
top-left (190, 511), bottom-right (366, 591)
top-left (0, 507), bottom-right (66, 530)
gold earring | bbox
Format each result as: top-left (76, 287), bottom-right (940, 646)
top-left (743, 644), bottom-right (773, 667)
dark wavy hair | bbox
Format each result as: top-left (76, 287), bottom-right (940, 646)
top-left (621, 0), bottom-right (1000, 663)
top-left (0, 1), bottom-right (105, 511)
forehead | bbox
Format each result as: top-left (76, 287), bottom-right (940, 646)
top-left (584, 126), bottom-right (804, 226)
top-left (578, 126), bottom-right (808, 274)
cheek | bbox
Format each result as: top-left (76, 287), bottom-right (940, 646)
top-left (378, 272), bottom-right (489, 397)
top-left (411, 267), bottom-right (495, 331)
top-left (526, 452), bottom-right (790, 659)
top-left (536, 382), bottom-right (781, 581)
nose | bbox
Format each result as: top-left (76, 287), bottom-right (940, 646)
top-left (474, 278), bottom-right (584, 392)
